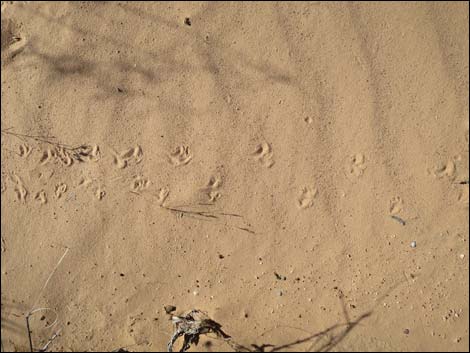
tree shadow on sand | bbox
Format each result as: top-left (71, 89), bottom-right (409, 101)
top-left (166, 285), bottom-right (404, 353)
top-left (230, 292), bottom-right (372, 353)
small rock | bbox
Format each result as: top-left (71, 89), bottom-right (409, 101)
top-left (459, 254), bottom-right (465, 259)
top-left (164, 305), bottom-right (176, 314)
top-left (403, 328), bottom-right (410, 335)
top-left (410, 241), bottom-right (417, 248)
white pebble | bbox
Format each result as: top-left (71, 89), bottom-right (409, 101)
top-left (411, 241), bottom-right (417, 248)
top-left (459, 254), bottom-right (465, 259)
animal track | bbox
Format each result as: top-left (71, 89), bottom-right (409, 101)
top-left (40, 148), bottom-right (56, 165)
top-left (431, 160), bottom-right (456, 180)
top-left (346, 153), bottom-right (366, 177)
top-left (40, 145), bottom-right (101, 167)
top-left (156, 187), bottom-right (169, 205)
top-left (55, 183), bottom-right (67, 199)
top-left (95, 187), bottom-right (106, 200)
top-left (458, 186), bottom-right (469, 205)
top-left (131, 176), bottom-right (149, 192)
top-left (113, 146), bottom-right (143, 169)
top-left (70, 145), bottom-right (100, 163)
top-left (10, 174), bottom-right (27, 203)
top-left (389, 196), bottom-right (403, 215)
top-left (1, 19), bottom-right (27, 64)
top-left (168, 145), bottom-right (192, 166)
top-left (253, 142), bottom-right (274, 168)
top-left (18, 144), bottom-right (32, 158)
top-left (78, 177), bottom-right (93, 187)
top-left (297, 186), bottom-right (318, 209)
top-left (202, 175), bottom-right (222, 202)
top-left (34, 190), bottom-right (47, 204)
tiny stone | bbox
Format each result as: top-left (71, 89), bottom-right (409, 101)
top-left (410, 241), bottom-right (417, 248)
top-left (459, 254), bottom-right (465, 259)
top-left (164, 305), bottom-right (176, 314)
top-left (193, 290), bottom-right (199, 296)
top-left (403, 328), bottom-right (410, 335)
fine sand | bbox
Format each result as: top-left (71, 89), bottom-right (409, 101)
top-left (1, 2), bottom-right (468, 352)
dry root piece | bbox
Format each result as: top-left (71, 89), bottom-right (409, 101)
top-left (168, 309), bottom-right (231, 352)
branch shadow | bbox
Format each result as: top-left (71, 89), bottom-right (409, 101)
top-left (227, 284), bottom-right (403, 353)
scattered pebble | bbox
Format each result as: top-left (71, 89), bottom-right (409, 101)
top-left (410, 241), bottom-right (417, 248)
top-left (403, 328), bottom-right (410, 335)
top-left (164, 305), bottom-right (176, 314)
top-left (192, 290), bottom-right (199, 296)
top-left (459, 254), bottom-right (465, 259)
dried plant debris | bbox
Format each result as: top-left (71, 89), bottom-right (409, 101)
top-left (168, 310), bottom-right (231, 352)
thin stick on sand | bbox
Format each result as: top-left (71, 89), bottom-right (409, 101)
top-left (26, 247), bottom-right (69, 352)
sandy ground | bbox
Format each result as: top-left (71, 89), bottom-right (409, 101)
top-left (1, 1), bottom-right (469, 352)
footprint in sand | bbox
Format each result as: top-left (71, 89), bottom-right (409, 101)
top-left (39, 148), bottom-right (56, 165)
top-left (430, 160), bottom-right (456, 180)
top-left (297, 186), bottom-right (318, 209)
top-left (55, 183), bottom-right (67, 199)
top-left (202, 175), bottom-right (222, 202)
top-left (389, 196), bottom-right (403, 215)
top-left (10, 174), bottom-right (28, 203)
top-left (113, 146), bottom-right (143, 169)
top-left (78, 176), bottom-right (93, 188)
top-left (40, 145), bottom-right (100, 167)
top-left (458, 185), bottom-right (469, 206)
top-left (70, 145), bottom-right (100, 163)
top-left (1, 19), bottom-right (27, 64)
top-left (39, 147), bottom-right (73, 166)
top-left (253, 142), bottom-right (274, 168)
top-left (156, 187), bottom-right (169, 205)
top-left (56, 147), bottom-right (73, 166)
top-left (346, 153), bottom-right (366, 177)
top-left (18, 144), bottom-right (32, 158)
top-left (168, 145), bottom-right (192, 166)
top-left (34, 190), bottom-right (47, 205)
top-left (131, 176), bottom-right (150, 192)
top-left (95, 187), bottom-right (106, 200)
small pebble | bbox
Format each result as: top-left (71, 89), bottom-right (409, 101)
top-left (403, 328), bottom-right (410, 335)
top-left (411, 241), bottom-right (417, 248)
top-left (192, 291), bottom-right (199, 296)
top-left (459, 254), bottom-right (465, 259)
top-left (164, 305), bottom-right (176, 314)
